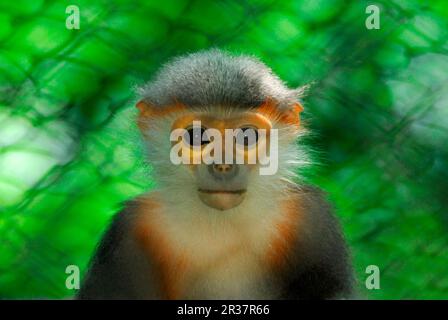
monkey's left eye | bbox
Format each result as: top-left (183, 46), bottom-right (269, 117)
top-left (235, 127), bottom-right (258, 148)
top-left (184, 127), bottom-right (210, 146)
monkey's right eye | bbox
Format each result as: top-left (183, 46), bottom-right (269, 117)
top-left (235, 126), bottom-right (259, 148)
top-left (184, 127), bottom-right (210, 146)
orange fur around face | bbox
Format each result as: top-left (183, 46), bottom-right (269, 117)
top-left (136, 101), bottom-right (186, 134)
top-left (136, 98), bottom-right (303, 128)
top-left (170, 111), bottom-right (273, 167)
top-left (256, 98), bottom-right (303, 126)
top-left (135, 99), bottom-right (303, 170)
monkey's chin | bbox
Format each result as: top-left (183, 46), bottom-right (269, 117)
top-left (197, 189), bottom-right (246, 211)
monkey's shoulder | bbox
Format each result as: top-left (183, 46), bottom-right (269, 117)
top-left (289, 184), bottom-right (345, 229)
top-left (279, 184), bottom-right (355, 299)
top-left (90, 201), bottom-right (139, 262)
top-left (77, 199), bottom-right (157, 299)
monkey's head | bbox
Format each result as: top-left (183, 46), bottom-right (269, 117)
top-left (136, 50), bottom-right (309, 213)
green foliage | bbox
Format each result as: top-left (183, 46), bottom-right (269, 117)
top-left (0, 0), bottom-right (447, 299)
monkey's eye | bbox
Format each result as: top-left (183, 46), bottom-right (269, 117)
top-left (235, 127), bottom-right (258, 148)
top-left (184, 127), bottom-right (210, 146)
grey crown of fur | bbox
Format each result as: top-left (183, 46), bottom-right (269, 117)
top-left (138, 49), bottom-right (306, 110)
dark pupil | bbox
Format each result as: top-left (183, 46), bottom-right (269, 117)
top-left (186, 127), bottom-right (209, 146)
top-left (240, 127), bottom-right (258, 146)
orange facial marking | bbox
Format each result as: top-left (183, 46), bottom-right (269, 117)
top-left (170, 111), bottom-right (273, 167)
top-left (256, 99), bottom-right (304, 126)
top-left (265, 195), bottom-right (303, 271)
top-left (136, 100), bottom-right (187, 133)
top-left (133, 197), bottom-right (189, 299)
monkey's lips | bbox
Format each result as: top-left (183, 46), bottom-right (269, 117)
top-left (197, 189), bottom-right (246, 211)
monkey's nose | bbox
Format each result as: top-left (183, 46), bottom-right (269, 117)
top-left (214, 164), bottom-right (232, 173)
top-left (208, 164), bottom-right (238, 179)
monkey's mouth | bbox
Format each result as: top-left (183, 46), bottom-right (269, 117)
top-left (197, 189), bottom-right (246, 211)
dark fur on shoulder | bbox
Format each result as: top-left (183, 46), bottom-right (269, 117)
top-left (279, 186), bottom-right (354, 299)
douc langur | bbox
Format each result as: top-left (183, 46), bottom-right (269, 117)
top-left (77, 49), bottom-right (354, 299)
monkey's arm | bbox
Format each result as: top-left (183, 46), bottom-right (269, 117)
top-left (76, 202), bottom-right (160, 299)
top-left (279, 186), bottom-right (355, 299)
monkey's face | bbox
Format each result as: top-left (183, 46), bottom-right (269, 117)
top-left (170, 111), bottom-right (273, 210)
top-left (137, 100), bottom-right (307, 213)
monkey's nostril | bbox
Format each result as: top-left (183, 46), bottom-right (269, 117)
top-left (209, 164), bottom-right (238, 179)
top-left (213, 164), bottom-right (232, 173)
top-left (207, 164), bottom-right (239, 181)
top-left (213, 164), bottom-right (231, 173)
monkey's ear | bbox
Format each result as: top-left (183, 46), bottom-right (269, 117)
top-left (136, 100), bottom-right (186, 118)
top-left (136, 100), bottom-right (155, 117)
top-left (280, 102), bottom-right (304, 125)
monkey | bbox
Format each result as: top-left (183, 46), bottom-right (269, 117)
top-left (77, 49), bottom-right (354, 300)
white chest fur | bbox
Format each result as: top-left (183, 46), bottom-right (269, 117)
top-left (152, 199), bottom-right (283, 299)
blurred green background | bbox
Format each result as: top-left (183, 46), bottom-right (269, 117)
top-left (0, 0), bottom-right (447, 299)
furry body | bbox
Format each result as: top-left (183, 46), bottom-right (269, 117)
top-left (78, 186), bottom-right (352, 299)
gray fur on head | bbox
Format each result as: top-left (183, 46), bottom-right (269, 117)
top-left (137, 49), bottom-right (307, 110)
